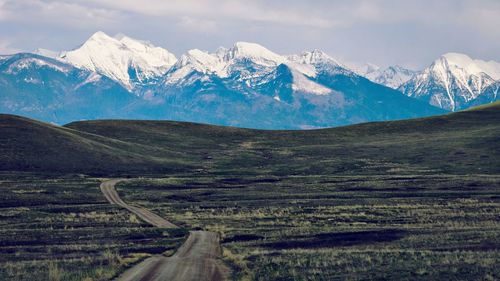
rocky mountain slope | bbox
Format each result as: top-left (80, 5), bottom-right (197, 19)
top-left (1, 31), bottom-right (448, 128)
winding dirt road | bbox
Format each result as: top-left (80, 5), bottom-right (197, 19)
top-left (100, 179), bottom-right (228, 281)
top-left (100, 179), bottom-right (177, 228)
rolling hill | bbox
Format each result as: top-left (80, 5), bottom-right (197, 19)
top-left (1, 101), bottom-right (499, 175)
top-left (0, 114), bottom-right (192, 174)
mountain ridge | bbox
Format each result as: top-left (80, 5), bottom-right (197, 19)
top-left (5, 31), bottom-right (500, 129)
top-left (399, 53), bottom-right (500, 111)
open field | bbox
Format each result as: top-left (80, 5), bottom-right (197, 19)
top-left (0, 174), bottom-right (187, 281)
top-left (1, 102), bottom-right (499, 176)
top-left (117, 174), bottom-right (500, 280)
top-left (0, 102), bottom-right (499, 280)
top-left (100, 180), bottom-right (228, 281)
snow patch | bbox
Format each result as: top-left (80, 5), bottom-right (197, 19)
top-left (442, 52), bottom-right (500, 80)
top-left (228, 42), bottom-right (286, 66)
top-left (6, 57), bottom-right (70, 74)
top-left (358, 65), bottom-right (417, 89)
top-left (400, 53), bottom-right (500, 111)
top-left (288, 50), bottom-right (341, 66)
top-left (165, 43), bottom-right (343, 88)
top-left (291, 69), bottom-right (331, 95)
top-left (34, 48), bottom-right (60, 59)
top-left (60, 31), bottom-right (177, 89)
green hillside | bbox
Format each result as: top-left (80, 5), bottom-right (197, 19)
top-left (1, 102), bottom-right (499, 281)
top-left (0, 115), bottom-right (191, 174)
top-left (1, 101), bottom-right (499, 175)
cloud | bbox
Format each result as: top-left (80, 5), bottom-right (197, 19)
top-left (0, 0), bottom-right (11, 20)
top-left (177, 17), bottom-right (217, 33)
top-left (0, 0), bottom-right (499, 68)
top-left (0, 39), bottom-right (22, 54)
top-left (81, 0), bottom-right (337, 28)
top-left (0, 0), bottom-right (122, 28)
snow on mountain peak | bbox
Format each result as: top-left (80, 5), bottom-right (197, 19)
top-left (185, 49), bottom-right (218, 64)
top-left (290, 68), bottom-right (332, 95)
top-left (60, 31), bottom-right (177, 89)
top-left (5, 55), bottom-right (71, 75)
top-left (86, 31), bottom-right (111, 42)
top-left (166, 42), bottom-right (289, 85)
top-left (442, 52), bottom-right (474, 65)
top-left (354, 63), bottom-right (380, 75)
top-left (400, 53), bottom-right (500, 111)
top-left (215, 47), bottom-right (229, 58)
top-left (165, 49), bottom-right (227, 85)
top-left (183, 49), bottom-right (226, 74)
top-left (228, 41), bottom-right (286, 66)
top-left (164, 42), bottom-right (340, 94)
top-left (357, 64), bottom-right (417, 89)
top-left (441, 52), bottom-right (500, 80)
top-left (34, 48), bottom-right (60, 59)
top-left (288, 50), bottom-right (340, 66)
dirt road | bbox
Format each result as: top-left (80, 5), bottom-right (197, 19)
top-left (100, 179), bottom-right (228, 281)
top-left (100, 179), bottom-right (177, 228)
top-left (116, 231), bottom-right (227, 281)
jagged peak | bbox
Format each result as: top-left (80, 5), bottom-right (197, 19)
top-left (441, 52), bottom-right (474, 65)
top-left (181, 49), bottom-right (220, 66)
top-left (228, 41), bottom-right (285, 64)
top-left (434, 52), bottom-right (500, 80)
top-left (3, 53), bottom-right (72, 75)
top-left (358, 63), bottom-right (381, 75)
top-left (119, 36), bottom-right (152, 48)
top-left (215, 47), bottom-right (229, 58)
top-left (61, 31), bottom-right (177, 89)
top-left (85, 31), bottom-right (116, 44)
top-left (388, 65), bottom-right (412, 71)
top-left (289, 49), bottom-right (340, 66)
top-left (171, 49), bottom-right (227, 78)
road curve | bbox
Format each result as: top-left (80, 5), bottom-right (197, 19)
top-left (99, 179), bottom-right (228, 281)
top-left (100, 179), bottom-right (177, 228)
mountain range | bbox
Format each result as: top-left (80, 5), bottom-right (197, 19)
top-left (1, 31), bottom-right (498, 128)
top-left (399, 53), bottom-right (500, 111)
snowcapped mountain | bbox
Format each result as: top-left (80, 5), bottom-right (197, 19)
top-left (163, 42), bottom-right (332, 96)
top-left (152, 44), bottom-right (443, 128)
top-left (0, 53), bottom-right (143, 124)
top-left (0, 32), bottom-right (446, 129)
top-left (399, 53), bottom-right (500, 111)
top-left (355, 64), bottom-right (418, 89)
top-left (287, 50), bottom-right (348, 76)
top-left (466, 80), bottom-right (500, 108)
top-left (228, 41), bottom-right (287, 66)
top-left (34, 48), bottom-right (60, 59)
top-left (59, 31), bottom-right (177, 90)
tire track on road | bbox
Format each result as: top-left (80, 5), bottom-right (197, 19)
top-left (100, 179), bottom-right (228, 281)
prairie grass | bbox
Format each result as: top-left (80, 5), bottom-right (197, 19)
top-left (119, 174), bottom-right (500, 280)
top-left (0, 174), bottom-right (188, 281)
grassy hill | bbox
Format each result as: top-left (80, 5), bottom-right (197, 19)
top-left (1, 102), bottom-right (499, 281)
top-left (1, 101), bottom-right (499, 175)
top-left (0, 115), bottom-right (192, 174)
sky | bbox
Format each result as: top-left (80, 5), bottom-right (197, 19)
top-left (0, 0), bottom-right (499, 69)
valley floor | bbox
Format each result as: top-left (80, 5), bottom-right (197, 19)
top-left (0, 173), bottom-right (187, 281)
top-left (1, 173), bottom-right (499, 280)
top-left (118, 174), bottom-right (500, 280)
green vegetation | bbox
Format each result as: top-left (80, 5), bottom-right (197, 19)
top-left (1, 101), bottom-right (499, 175)
top-left (117, 174), bottom-right (500, 280)
top-left (0, 174), bottom-right (187, 281)
top-left (0, 102), bottom-right (499, 280)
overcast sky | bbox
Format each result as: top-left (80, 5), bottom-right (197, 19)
top-left (0, 0), bottom-right (499, 69)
